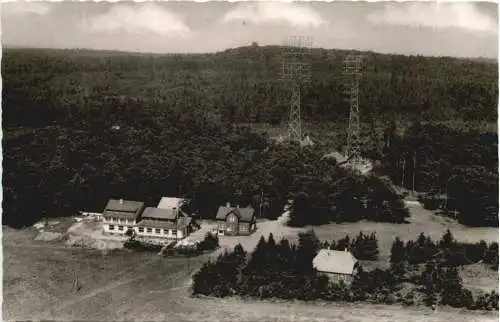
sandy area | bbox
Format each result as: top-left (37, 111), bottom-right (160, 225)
top-left (65, 219), bottom-right (127, 250)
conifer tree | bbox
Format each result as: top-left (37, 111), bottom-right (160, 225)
top-left (390, 237), bottom-right (406, 263)
top-left (439, 229), bottom-right (455, 249)
top-left (296, 230), bottom-right (320, 273)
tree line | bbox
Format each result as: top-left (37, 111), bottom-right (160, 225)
top-left (192, 230), bottom-right (498, 311)
top-left (3, 101), bottom-right (410, 228)
top-left (390, 230), bottom-right (498, 270)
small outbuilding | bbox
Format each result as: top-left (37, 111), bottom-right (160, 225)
top-left (312, 249), bottom-right (360, 286)
top-left (216, 203), bottom-right (256, 236)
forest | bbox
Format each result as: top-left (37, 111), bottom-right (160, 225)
top-left (380, 121), bottom-right (498, 226)
top-left (2, 46), bottom-right (497, 227)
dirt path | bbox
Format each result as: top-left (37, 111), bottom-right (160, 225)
top-left (217, 211), bottom-right (301, 254)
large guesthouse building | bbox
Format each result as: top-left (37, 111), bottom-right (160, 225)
top-left (102, 199), bottom-right (145, 235)
top-left (216, 203), bottom-right (256, 236)
top-left (135, 206), bottom-right (192, 241)
top-left (102, 197), bottom-right (193, 242)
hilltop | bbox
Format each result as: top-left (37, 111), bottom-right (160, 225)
top-left (3, 45), bottom-right (497, 128)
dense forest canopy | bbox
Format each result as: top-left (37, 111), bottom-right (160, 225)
top-left (2, 46), bottom-right (497, 228)
top-left (3, 46), bottom-right (497, 127)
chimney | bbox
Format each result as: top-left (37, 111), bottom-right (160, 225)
top-left (236, 204), bottom-right (240, 208)
top-left (119, 199), bottom-right (123, 205)
top-left (344, 248), bottom-right (348, 252)
top-left (226, 202), bottom-right (230, 207)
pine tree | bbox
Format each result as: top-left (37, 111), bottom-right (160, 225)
top-left (336, 235), bottom-right (350, 251)
top-left (417, 232), bottom-right (426, 247)
top-left (368, 232), bottom-right (380, 260)
top-left (296, 230), bottom-right (320, 273)
top-left (484, 242), bottom-right (499, 270)
top-left (243, 235), bottom-right (269, 294)
top-left (439, 229), bottom-right (455, 249)
top-left (390, 237), bottom-right (406, 263)
top-left (441, 266), bottom-right (465, 307)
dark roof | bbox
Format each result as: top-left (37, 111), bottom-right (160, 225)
top-left (141, 207), bottom-right (180, 220)
top-left (136, 216), bottom-right (192, 230)
top-left (103, 199), bottom-right (144, 220)
top-left (216, 206), bottom-right (255, 222)
top-left (136, 219), bottom-right (176, 230)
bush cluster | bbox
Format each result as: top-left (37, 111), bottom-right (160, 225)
top-left (322, 232), bottom-right (379, 260)
top-left (390, 230), bottom-right (498, 270)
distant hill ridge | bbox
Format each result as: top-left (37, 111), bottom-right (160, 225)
top-left (2, 45), bottom-right (498, 126)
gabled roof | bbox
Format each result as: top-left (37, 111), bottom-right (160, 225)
top-left (136, 219), bottom-right (176, 230)
top-left (157, 197), bottom-right (185, 210)
top-left (313, 249), bottom-right (358, 275)
top-left (136, 215), bottom-right (192, 230)
top-left (103, 199), bottom-right (144, 220)
top-left (215, 206), bottom-right (255, 222)
top-left (142, 207), bottom-right (182, 220)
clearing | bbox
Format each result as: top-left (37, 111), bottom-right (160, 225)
top-left (4, 217), bottom-right (498, 322)
top-left (4, 227), bottom-right (498, 322)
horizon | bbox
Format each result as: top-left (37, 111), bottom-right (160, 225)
top-left (2, 1), bottom-right (498, 59)
top-left (4, 44), bottom-right (498, 62)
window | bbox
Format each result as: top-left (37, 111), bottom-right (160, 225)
top-left (147, 228), bottom-right (152, 233)
top-left (163, 229), bottom-right (168, 235)
top-left (118, 226), bottom-right (124, 231)
top-left (138, 227), bottom-right (144, 233)
top-left (155, 228), bottom-right (161, 234)
top-left (109, 225), bottom-right (115, 230)
top-left (170, 230), bottom-right (175, 236)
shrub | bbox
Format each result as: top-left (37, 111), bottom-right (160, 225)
top-left (350, 232), bottom-right (379, 260)
top-left (483, 242), bottom-right (499, 270)
top-left (474, 290), bottom-right (499, 311)
top-left (390, 237), bottom-right (405, 263)
top-left (199, 232), bottom-right (219, 251)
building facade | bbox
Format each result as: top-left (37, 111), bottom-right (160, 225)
top-left (312, 249), bottom-right (360, 286)
top-left (216, 203), bottom-right (256, 236)
top-left (134, 207), bottom-right (192, 243)
top-left (102, 199), bottom-right (145, 235)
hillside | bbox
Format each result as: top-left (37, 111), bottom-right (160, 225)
top-left (3, 46), bottom-right (498, 129)
top-left (2, 46), bottom-right (497, 228)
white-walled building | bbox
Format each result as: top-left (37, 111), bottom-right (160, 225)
top-left (102, 199), bottom-right (145, 235)
top-left (135, 207), bottom-right (193, 241)
top-left (313, 249), bottom-right (360, 286)
top-left (102, 197), bottom-right (194, 243)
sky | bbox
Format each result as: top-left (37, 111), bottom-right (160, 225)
top-left (2, 1), bottom-right (498, 58)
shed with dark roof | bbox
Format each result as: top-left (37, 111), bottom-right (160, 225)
top-left (216, 203), bottom-right (256, 236)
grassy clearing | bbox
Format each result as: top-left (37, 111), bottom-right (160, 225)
top-left (4, 226), bottom-right (498, 322)
top-left (304, 203), bottom-right (498, 260)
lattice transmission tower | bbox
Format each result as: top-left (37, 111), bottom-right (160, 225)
top-left (280, 36), bottom-right (313, 143)
top-left (343, 54), bottom-right (363, 166)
